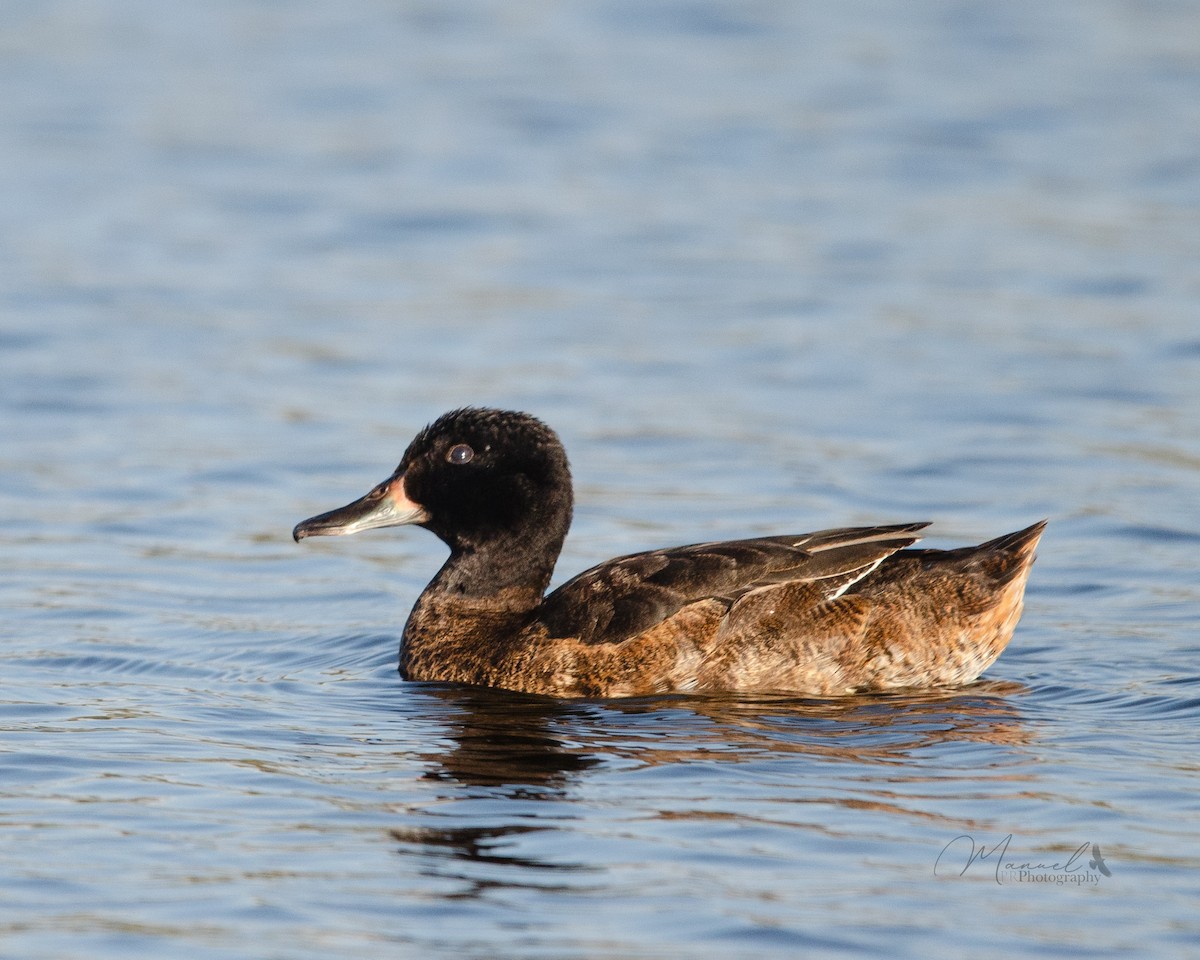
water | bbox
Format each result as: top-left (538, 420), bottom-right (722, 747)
top-left (3, 1), bottom-right (1200, 957)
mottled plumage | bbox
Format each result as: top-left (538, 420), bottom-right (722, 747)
top-left (294, 408), bottom-right (1044, 698)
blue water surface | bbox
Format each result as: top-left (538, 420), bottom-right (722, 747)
top-left (2, 2), bottom-right (1199, 958)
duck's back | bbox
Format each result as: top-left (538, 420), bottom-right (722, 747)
top-left (537, 523), bottom-right (931, 646)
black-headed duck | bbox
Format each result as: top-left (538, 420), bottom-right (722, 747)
top-left (294, 408), bottom-right (1045, 698)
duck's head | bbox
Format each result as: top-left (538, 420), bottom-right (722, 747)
top-left (293, 408), bottom-right (573, 564)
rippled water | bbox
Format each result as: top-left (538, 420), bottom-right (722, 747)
top-left (3, 2), bottom-right (1200, 957)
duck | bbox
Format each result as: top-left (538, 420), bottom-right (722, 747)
top-left (293, 407), bottom-right (1045, 698)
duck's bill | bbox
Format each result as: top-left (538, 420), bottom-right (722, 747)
top-left (293, 473), bottom-right (429, 541)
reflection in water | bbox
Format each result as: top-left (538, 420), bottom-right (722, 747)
top-left (388, 823), bottom-right (599, 899)
top-left (390, 682), bottom-right (1035, 897)
top-left (392, 688), bottom-right (608, 898)
top-left (414, 686), bottom-right (604, 793)
top-left (412, 680), bottom-right (1032, 792)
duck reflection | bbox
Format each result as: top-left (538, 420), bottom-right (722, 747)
top-left (409, 679), bottom-right (1032, 791)
top-left (608, 679), bottom-right (1035, 765)
top-left (390, 686), bottom-right (606, 897)
top-left (392, 681), bottom-right (1033, 897)
top-left (388, 821), bottom-right (598, 898)
top-left (411, 685), bottom-right (604, 794)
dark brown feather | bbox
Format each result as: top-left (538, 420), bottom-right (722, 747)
top-left (537, 523), bottom-right (929, 645)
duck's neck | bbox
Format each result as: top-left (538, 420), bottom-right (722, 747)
top-left (419, 474), bottom-right (572, 601)
top-left (426, 535), bottom-right (560, 601)
top-left (398, 520), bottom-right (568, 684)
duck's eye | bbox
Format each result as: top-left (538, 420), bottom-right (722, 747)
top-left (447, 443), bottom-right (474, 465)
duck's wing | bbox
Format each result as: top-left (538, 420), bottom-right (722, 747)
top-left (538, 522), bottom-right (929, 645)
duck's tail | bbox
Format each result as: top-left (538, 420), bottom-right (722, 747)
top-left (976, 519), bottom-right (1047, 590)
top-left (978, 518), bottom-right (1047, 556)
